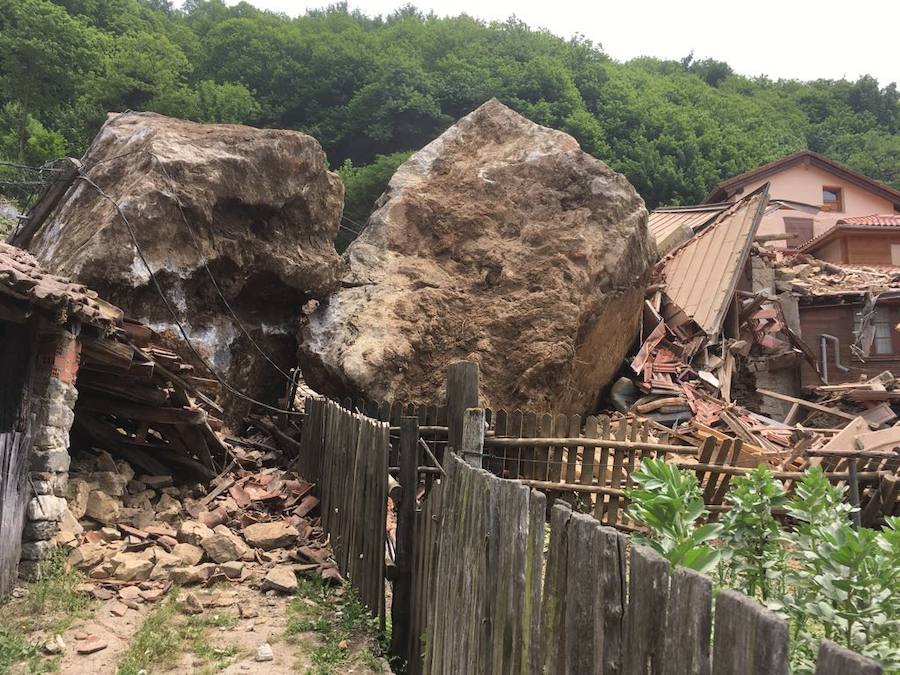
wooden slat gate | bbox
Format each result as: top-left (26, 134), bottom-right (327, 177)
top-left (302, 397), bottom-right (389, 624)
top-left (0, 430), bottom-right (32, 599)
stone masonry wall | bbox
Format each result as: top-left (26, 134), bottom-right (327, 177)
top-left (18, 327), bottom-right (79, 580)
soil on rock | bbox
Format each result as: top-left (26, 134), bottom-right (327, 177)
top-left (303, 98), bottom-right (656, 414)
top-left (28, 112), bottom-right (344, 421)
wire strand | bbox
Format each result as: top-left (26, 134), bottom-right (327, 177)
top-left (145, 152), bottom-right (300, 385)
top-left (76, 174), bottom-right (302, 416)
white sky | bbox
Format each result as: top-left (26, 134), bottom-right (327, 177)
top-left (211, 0), bottom-right (900, 85)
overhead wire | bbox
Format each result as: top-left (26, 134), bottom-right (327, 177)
top-left (75, 173), bottom-right (302, 416)
top-left (145, 152), bottom-right (300, 385)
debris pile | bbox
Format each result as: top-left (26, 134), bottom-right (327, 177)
top-left (303, 98), bottom-right (655, 415)
top-left (57, 448), bottom-right (338, 606)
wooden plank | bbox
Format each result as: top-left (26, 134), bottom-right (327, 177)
top-left (605, 421), bottom-right (628, 526)
top-left (491, 478), bottom-right (530, 673)
top-left (564, 513), bottom-right (605, 675)
top-left (447, 361), bottom-right (479, 452)
top-left (76, 394), bottom-right (207, 426)
top-left (524, 488), bottom-right (546, 674)
top-left (709, 440), bottom-right (744, 517)
top-left (461, 408), bottom-right (485, 468)
top-left (593, 416), bottom-right (611, 521)
top-left (541, 502), bottom-right (572, 675)
top-left (564, 414), bottom-right (581, 485)
top-left (596, 525), bottom-right (627, 675)
top-left (389, 416), bottom-right (418, 662)
top-left (757, 388), bottom-right (859, 423)
top-left (814, 640), bottom-right (882, 675)
top-left (493, 408), bottom-right (508, 477)
top-left (580, 416), bottom-right (599, 512)
top-left (711, 590), bottom-right (789, 675)
top-left (13, 157), bottom-right (80, 248)
top-left (535, 413), bottom-right (552, 482)
top-left (548, 414), bottom-right (568, 483)
top-left (624, 546), bottom-right (670, 675)
top-left (663, 568), bottom-right (712, 675)
top-left (521, 412), bottom-right (538, 481)
top-left (701, 439), bottom-right (732, 504)
top-left (508, 409), bottom-right (523, 479)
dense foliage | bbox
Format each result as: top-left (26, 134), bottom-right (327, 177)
top-left (627, 460), bottom-right (900, 674)
top-left (1, 0), bottom-right (898, 230)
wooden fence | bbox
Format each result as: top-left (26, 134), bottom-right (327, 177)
top-left (407, 450), bottom-right (882, 675)
top-left (296, 361), bottom-right (890, 673)
top-left (299, 397), bottom-right (389, 624)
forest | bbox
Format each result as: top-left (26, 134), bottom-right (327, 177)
top-left (1, 0), bottom-right (898, 232)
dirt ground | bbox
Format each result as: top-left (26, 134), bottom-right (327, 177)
top-left (0, 558), bottom-right (388, 675)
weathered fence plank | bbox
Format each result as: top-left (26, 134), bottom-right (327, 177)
top-left (663, 567), bottom-right (712, 675)
top-left (624, 545), bottom-right (670, 675)
top-left (564, 513), bottom-right (605, 675)
top-left (814, 640), bottom-right (882, 675)
top-left (390, 416), bottom-right (418, 662)
top-left (446, 361), bottom-right (479, 452)
top-left (712, 590), bottom-right (789, 675)
top-left (541, 502), bottom-right (572, 675)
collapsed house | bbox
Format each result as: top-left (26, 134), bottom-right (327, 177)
top-left (0, 242), bottom-right (233, 591)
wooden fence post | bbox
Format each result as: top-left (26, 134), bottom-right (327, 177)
top-left (10, 157), bottom-right (80, 247)
top-left (814, 640), bottom-right (882, 675)
top-left (390, 416), bottom-right (418, 665)
top-left (461, 408), bottom-right (485, 468)
top-left (663, 568), bottom-right (712, 675)
top-left (712, 590), bottom-right (789, 675)
top-left (447, 361), bottom-right (479, 453)
top-left (624, 546), bottom-right (670, 675)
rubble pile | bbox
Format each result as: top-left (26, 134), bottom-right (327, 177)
top-left (303, 98), bottom-right (655, 415)
top-left (56, 447), bottom-right (336, 605)
top-left (766, 250), bottom-right (900, 296)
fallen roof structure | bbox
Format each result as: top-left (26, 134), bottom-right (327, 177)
top-left (0, 242), bottom-right (228, 480)
top-left (658, 184), bottom-right (769, 340)
top-left (647, 203), bottom-right (729, 257)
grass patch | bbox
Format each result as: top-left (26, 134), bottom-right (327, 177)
top-left (0, 626), bottom-right (41, 675)
top-left (118, 591), bottom-right (242, 675)
top-left (117, 592), bottom-right (181, 675)
top-left (286, 577), bottom-right (385, 675)
top-left (0, 551), bottom-right (93, 674)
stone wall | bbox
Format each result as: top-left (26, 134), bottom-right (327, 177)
top-left (18, 327), bottom-right (79, 580)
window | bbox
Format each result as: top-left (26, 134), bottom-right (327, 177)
top-left (821, 186), bottom-right (844, 212)
top-left (872, 307), bottom-right (897, 355)
top-left (784, 217), bottom-right (814, 246)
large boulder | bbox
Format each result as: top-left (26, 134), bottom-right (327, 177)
top-left (303, 99), bottom-right (655, 414)
top-left (29, 112), bottom-right (343, 419)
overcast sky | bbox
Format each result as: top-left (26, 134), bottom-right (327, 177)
top-left (212, 0), bottom-right (899, 85)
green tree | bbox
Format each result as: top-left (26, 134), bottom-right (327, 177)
top-left (0, 0), bottom-right (101, 160)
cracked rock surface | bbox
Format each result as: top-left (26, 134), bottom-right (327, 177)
top-left (303, 99), bottom-right (655, 413)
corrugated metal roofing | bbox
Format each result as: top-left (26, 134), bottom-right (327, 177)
top-left (648, 204), bottom-right (729, 256)
top-left (659, 185), bottom-right (769, 338)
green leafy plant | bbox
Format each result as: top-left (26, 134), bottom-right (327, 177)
top-left (625, 458), bottom-right (722, 573)
top-left (719, 465), bottom-right (787, 601)
top-left (781, 468), bottom-right (900, 673)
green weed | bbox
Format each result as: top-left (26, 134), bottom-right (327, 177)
top-left (286, 577), bottom-right (384, 675)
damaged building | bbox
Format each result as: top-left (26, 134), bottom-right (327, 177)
top-left (0, 242), bottom-right (231, 594)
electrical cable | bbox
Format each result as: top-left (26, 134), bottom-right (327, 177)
top-left (145, 152), bottom-right (300, 385)
top-left (76, 173), bottom-right (302, 416)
